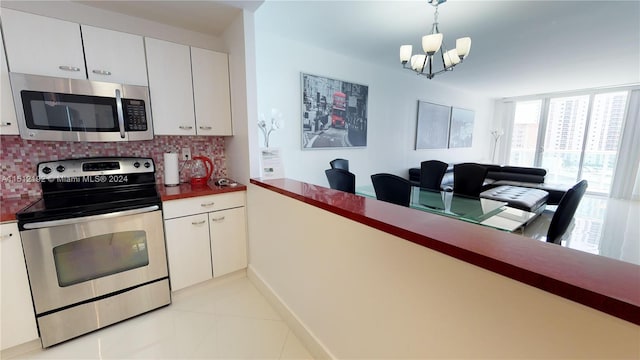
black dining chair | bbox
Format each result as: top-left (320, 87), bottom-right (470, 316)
top-left (325, 168), bottom-right (356, 194)
top-left (546, 180), bottom-right (588, 245)
top-left (371, 173), bottom-right (412, 207)
top-left (453, 163), bottom-right (488, 197)
top-left (329, 158), bottom-right (349, 171)
top-left (419, 160), bottom-right (448, 191)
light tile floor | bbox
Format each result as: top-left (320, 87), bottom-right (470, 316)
top-left (13, 273), bottom-right (313, 360)
top-left (523, 194), bottom-right (639, 265)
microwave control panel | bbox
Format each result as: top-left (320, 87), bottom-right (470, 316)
top-left (123, 99), bottom-right (148, 131)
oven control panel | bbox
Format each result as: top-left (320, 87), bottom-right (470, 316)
top-left (37, 157), bottom-right (155, 180)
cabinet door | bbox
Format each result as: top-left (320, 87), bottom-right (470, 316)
top-left (1, 9), bottom-right (86, 79)
top-left (164, 214), bottom-right (212, 291)
top-left (209, 207), bottom-right (247, 277)
top-left (1, 30), bottom-right (19, 135)
top-left (82, 25), bottom-right (148, 86)
top-left (145, 37), bottom-right (196, 135)
top-left (191, 47), bottom-right (232, 136)
top-left (1, 222), bottom-right (39, 350)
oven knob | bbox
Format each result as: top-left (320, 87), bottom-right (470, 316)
top-left (56, 165), bottom-right (65, 173)
top-left (144, 162), bottom-right (151, 168)
top-left (42, 166), bottom-right (52, 174)
top-left (133, 162), bottom-right (140, 168)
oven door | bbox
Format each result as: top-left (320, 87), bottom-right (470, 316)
top-left (20, 206), bottom-right (167, 315)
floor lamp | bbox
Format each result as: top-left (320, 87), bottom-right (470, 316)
top-left (491, 129), bottom-right (504, 163)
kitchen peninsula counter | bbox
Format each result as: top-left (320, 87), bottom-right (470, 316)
top-left (250, 177), bottom-right (640, 327)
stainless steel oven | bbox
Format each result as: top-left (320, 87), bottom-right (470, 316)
top-left (17, 157), bottom-right (170, 348)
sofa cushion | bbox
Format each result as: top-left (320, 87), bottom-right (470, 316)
top-left (501, 166), bottom-right (547, 177)
top-left (480, 185), bottom-right (549, 214)
top-left (487, 180), bottom-right (569, 205)
top-left (408, 168), bottom-right (421, 183)
top-left (486, 171), bottom-right (545, 184)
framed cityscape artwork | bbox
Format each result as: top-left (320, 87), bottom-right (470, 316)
top-left (301, 73), bottom-right (368, 149)
top-left (415, 101), bottom-right (475, 149)
top-left (415, 101), bottom-right (451, 149)
top-left (449, 107), bottom-right (475, 148)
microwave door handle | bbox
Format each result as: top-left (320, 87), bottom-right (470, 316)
top-left (115, 89), bottom-right (126, 139)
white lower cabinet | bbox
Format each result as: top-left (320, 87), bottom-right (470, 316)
top-left (1, 222), bottom-right (39, 350)
top-left (210, 207), bottom-right (248, 277)
top-left (164, 213), bottom-right (212, 291)
top-left (163, 192), bottom-right (247, 291)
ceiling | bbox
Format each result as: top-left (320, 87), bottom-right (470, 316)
top-left (75, 0), bottom-right (639, 98)
top-left (257, 0), bottom-right (640, 98)
top-left (75, 1), bottom-right (262, 36)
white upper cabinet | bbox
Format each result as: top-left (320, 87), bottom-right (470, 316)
top-left (146, 37), bottom-right (232, 136)
top-left (1, 28), bottom-right (19, 135)
top-left (1, 8), bottom-right (86, 79)
top-left (81, 25), bottom-right (148, 86)
top-left (192, 47), bottom-right (232, 136)
top-left (1, 10), bottom-right (147, 86)
top-left (145, 37), bottom-right (196, 136)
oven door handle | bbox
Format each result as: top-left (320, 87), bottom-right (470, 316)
top-left (23, 205), bottom-right (160, 230)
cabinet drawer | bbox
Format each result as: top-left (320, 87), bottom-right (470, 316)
top-left (163, 191), bottom-right (245, 219)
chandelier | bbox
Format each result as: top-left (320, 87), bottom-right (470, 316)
top-left (399, 0), bottom-right (471, 79)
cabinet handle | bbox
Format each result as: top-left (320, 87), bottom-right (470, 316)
top-left (58, 65), bottom-right (81, 72)
top-left (0, 233), bottom-right (13, 240)
top-left (179, 125), bottom-right (193, 130)
top-left (191, 220), bottom-right (206, 225)
top-left (200, 202), bottom-right (215, 207)
top-left (0, 122), bottom-right (12, 127)
top-left (92, 69), bottom-right (112, 75)
top-left (199, 126), bottom-right (212, 130)
top-left (211, 216), bottom-right (225, 222)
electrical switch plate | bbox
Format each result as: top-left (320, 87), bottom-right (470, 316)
top-left (181, 147), bottom-right (191, 160)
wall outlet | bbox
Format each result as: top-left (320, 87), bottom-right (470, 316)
top-left (181, 147), bottom-right (191, 161)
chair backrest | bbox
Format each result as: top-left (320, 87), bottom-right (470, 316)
top-left (325, 168), bottom-right (356, 194)
top-left (547, 180), bottom-right (588, 244)
top-left (453, 163), bottom-right (488, 197)
top-left (419, 160), bottom-right (449, 190)
top-left (330, 158), bottom-right (349, 171)
top-left (371, 173), bottom-right (411, 207)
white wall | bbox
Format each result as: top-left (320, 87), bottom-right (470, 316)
top-left (223, 10), bottom-right (260, 185)
top-left (255, 13), bottom-right (495, 187)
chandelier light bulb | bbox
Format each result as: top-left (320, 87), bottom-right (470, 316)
top-left (456, 37), bottom-right (472, 59)
top-left (400, 45), bottom-right (413, 63)
top-left (443, 49), bottom-right (461, 68)
top-left (411, 54), bottom-right (427, 71)
top-left (421, 33), bottom-right (443, 55)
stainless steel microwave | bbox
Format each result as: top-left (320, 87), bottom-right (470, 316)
top-left (10, 73), bottom-right (153, 142)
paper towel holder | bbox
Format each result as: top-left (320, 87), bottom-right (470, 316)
top-left (163, 152), bottom-right (180, 186)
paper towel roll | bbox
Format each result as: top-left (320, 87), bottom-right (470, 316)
top-left (164, 153), bottom-right (180, 186)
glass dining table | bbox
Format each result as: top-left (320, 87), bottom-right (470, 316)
top-left (357, 185), bottom-right (537, 232)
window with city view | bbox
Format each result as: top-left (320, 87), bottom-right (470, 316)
top-left (508, 91), bottom-right (628, 195)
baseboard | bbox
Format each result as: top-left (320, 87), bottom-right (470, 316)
top-left (1, 339), bottom-right (41, 360)
top-left (247, 265), bottom-right (334, 360)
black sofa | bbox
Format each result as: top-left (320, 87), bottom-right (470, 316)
top-left (408, 163), bottom-right (568, 205)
